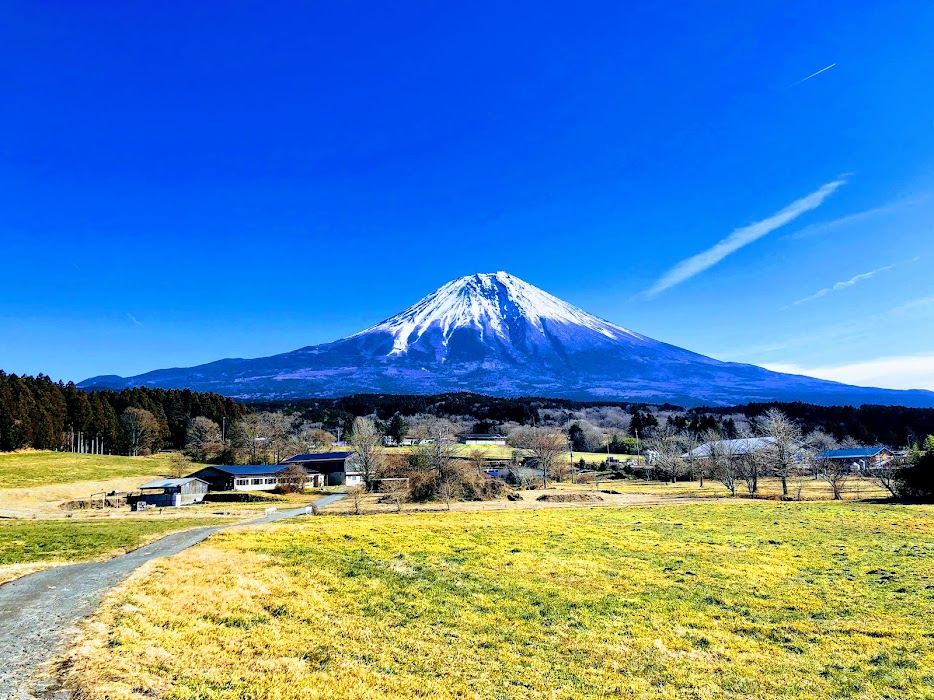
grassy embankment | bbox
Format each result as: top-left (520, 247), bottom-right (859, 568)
top-left (65, 501), bottom-right (934, 699)
top-left (0, 450), bottom-right (176, 489)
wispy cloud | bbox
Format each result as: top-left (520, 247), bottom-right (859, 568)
top-left (127, 313), bottom-right (144, 327)
top-left (763, 354), bottom-right (934, 392)
top-left (717, 289), bottom-right (934, 361)
top-left (790, 62), bottom-right (836, 87)
top-left (786, 194), bottom-right (931, 240)
top-left (782, 263), bottom-right (896, 309)
top-left (642, 178), bottom-right (846, 299)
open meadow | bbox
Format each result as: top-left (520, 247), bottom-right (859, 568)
top-left (62, 501), bottom-right (934, 699)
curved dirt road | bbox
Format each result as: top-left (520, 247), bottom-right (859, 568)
top-left (0, 494), bottom-right (344, 699)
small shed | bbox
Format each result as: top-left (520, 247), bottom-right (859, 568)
top-left (132, 477), bottom-right (209, 508)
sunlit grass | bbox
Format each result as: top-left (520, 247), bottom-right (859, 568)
top-left (0, 516), bottom-right (233, 584)
top-left (66, 501), bottom-right (934, 699)
top-left (0, 451), bottom-right (175, 489)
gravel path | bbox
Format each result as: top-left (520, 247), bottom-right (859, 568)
top-left (0, 494), bottom-right (344, 699)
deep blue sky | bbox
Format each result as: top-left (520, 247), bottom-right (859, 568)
top-left (3, 1), bottom-right (934, 390)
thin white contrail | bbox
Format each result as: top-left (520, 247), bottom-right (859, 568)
top-left (790, 62), bottom-right (836, 87)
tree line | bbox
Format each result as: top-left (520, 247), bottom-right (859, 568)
top-left (0, 372), bottom-right (248, 454)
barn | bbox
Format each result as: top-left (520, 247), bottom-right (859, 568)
top-left (132, 477), bottom-right (209, 508)
top-left (279, 451), bottom-right (362, 486)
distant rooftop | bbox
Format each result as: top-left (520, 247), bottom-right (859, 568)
top-left (818, 447), bottom-right (891, 460)
top-left (139, 477), bottom-right (206, 489)
top-left (281, 451), bottom-right (355, 463)
top-left (194, 464), bottom-right (287, 476)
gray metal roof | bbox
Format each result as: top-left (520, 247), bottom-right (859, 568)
top-left (139, 477), bottom-right (207, 490)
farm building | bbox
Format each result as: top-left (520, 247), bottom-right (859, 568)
top-left (131, 477), bottom-right (209, 508)
top-left (817, 446), bottom-right (894, 472)
top-left (461, 434), bottom-right (507, 446)
top-left (279, 451), bottom-right (362, 486)
top-left (187, 465), bottom-right (291, 492)
top-left (384, 435), bottom-right (432, 446)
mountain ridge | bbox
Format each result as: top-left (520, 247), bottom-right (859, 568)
top-left (80, 272), bottom-right (934, 407)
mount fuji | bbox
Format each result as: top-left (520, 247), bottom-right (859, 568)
top-left (80, 272), bottom-right (934, 407)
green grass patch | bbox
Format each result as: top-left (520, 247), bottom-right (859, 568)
top-left (0, 451), bottom-right (175, 489)
top-left (0, 517), bottom-right (225, 567)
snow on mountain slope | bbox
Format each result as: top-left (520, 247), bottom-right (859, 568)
top-left (77, 272), bottom-right (934, 407)
top-left (356, 271), bottom-right (645, 355)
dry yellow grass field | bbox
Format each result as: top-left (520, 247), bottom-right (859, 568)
top-left (62, 501), bottom-right (934, 699)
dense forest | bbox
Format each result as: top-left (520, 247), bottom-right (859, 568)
top-left (0, 372), bottom-right (248, 453)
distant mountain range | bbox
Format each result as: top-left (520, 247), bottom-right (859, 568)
top-left (80, 272), bottom-right (934, 407)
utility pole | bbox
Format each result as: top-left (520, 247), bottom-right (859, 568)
top-left (566, 409), bottom-right (574, 484)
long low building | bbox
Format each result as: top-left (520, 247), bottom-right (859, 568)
top-left (188, 452), bottom-right (361, 492)
top-left (187, 464), bottom-right (291, 492)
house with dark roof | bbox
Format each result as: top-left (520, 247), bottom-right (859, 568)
top-left (817, 446), bottom-right (894, 472)
top-left (280, 451), bottom-right (361, 486)
top-left (131, 477), bottom-right (209, 508)
top-left (187, 464), bottom-right (290, 492)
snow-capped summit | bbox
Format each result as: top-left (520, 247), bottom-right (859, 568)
top-left (79, 273), bottom-right (934, 407)
top-left (357, 271), bottom-right (643, 356)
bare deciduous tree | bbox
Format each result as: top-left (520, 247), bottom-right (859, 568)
top-left (703, 430), bottom-right (738, 496)
top-left (168, 451), bottom-right (192, 478)
top-left (121, 407), bottom-right (159, 457)
top-left (467, 448), bottom-right (488, 477)
top-left (351, 417), bottom-right (385, 488)
top-left (869, 455), bottom-right (904, 498)
top-left (757, 409), bottom-right (802, 498)
top-left (509, 427), bottom-right (567, 488)
top-left (418, 417), bottom-right (461, 480)
top-left (383, 478), bottom-right (408, 513)
top-left (348, 484), bottom-right (366, 514)
top-left (645, 427), bottom-right (686, 484)
top-left (277, 463), bottom-right (307, 493)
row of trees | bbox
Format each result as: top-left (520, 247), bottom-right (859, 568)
top-left (0, 373), bottom-right (247, 454)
